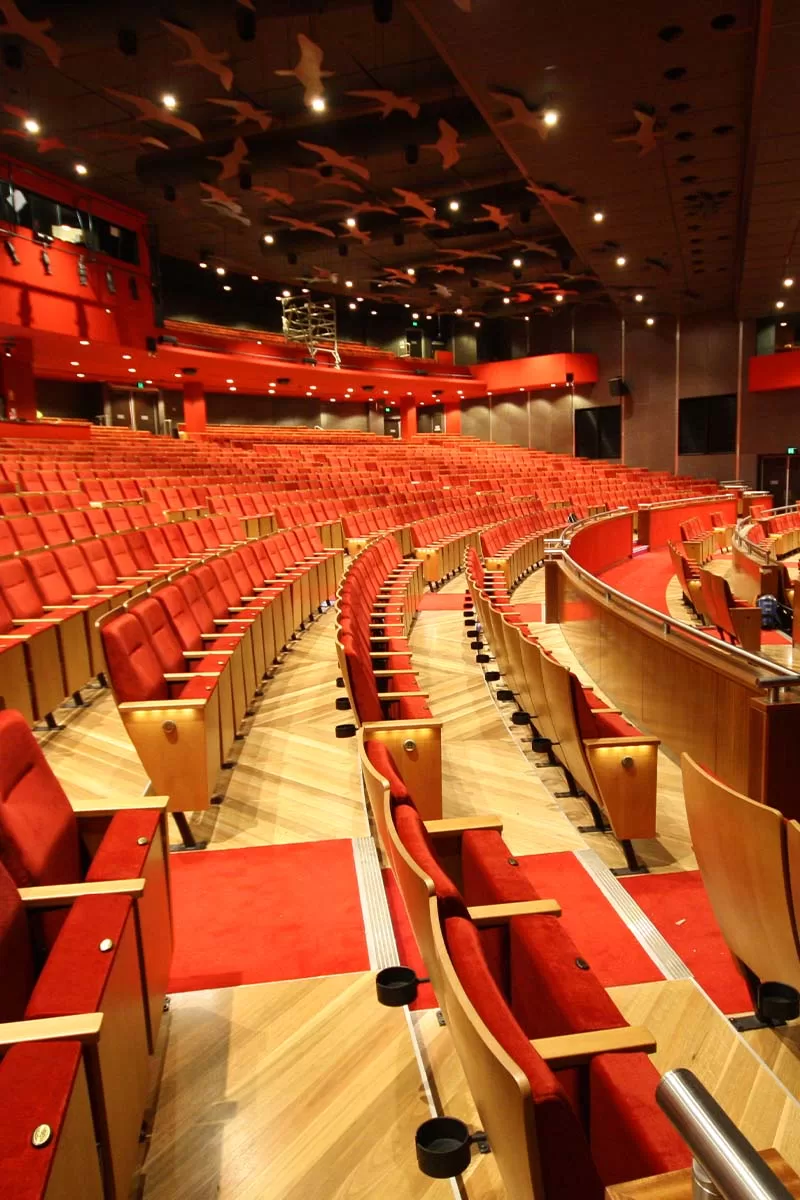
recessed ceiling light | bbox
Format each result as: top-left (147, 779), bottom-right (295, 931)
top-left (229, 386), bottom-right (237, 391)
top-left (122, 354), bottom-right (131, 360)
top-left (646, 316), bottom-right (655, 326)
top-left (76, 372), bottom-right (85, 378)
top-left (79, 339), bottom-right (90, 346)
top-left (370, 310), bottom-right (377, 315)
top-left (199, 261), bottom-right (208, 269)
top-left (216, 266), bottom-right (226, 276)
top-left (356, 296), bottom-right (363, 302)
top-left (251, 274), bottom-right (259, 281)
top-left (310, 96), bottom-right (327, 113)
top-left (780, 321), bottom-right (788, 327)
top-left (776, 299), bottom-right (786, 309)
top-left (524, 315), bottom-right (530, 322)
top-left (455, 307), bottom-right (463, 315)
top-left (257, 340), bottom-right (262, 344)
top-left (783, 276), bottom-right (795, 288)
top-left (615, 255), bottom-right (627, 267)
top-left (550, 382), bottom-right (556, 388)
top-left (162, 94), bottom-right (177, 109)
top-left (226, 378), bottom-right (234, 383)
top-left (349, 302), bottom-right (357, 309)
top-left (309, 385), bottom-right (316, 390)
top-left (345, 217), bottom-right (356, 228)
top-left (105, 308), bottom-right (112, 314)
top-left (282, 289), bottom-right (291, 297)
top-left (512, 257), bottom-right (523, 268)
top-left (345, 280), bottom-right (353, 288)
top-left (346, 387), bottom-right (354, 392)
top-left (448, 199), bottom-right (460, 212)
top-left (407, 267), bottom-right (415, 276)
top-left (23, 118), bottom-right (40, 134)
top-left (263, 234), bottom-right (274, 245)
top-left (74, 163), bottom-right (88, 176)
top-left (70, 360), bottom-right (79, 366)
top-left (634, 292), bottom-right (644, 302)
top-left (127, 367), bottom-right (136, 373)
top-left (555, 293), bottom-right (564, 302)
top-left (503, 296), bottom-right (511, 304)
top-left (174, 372), bottom-right (182, 378)
top-left (412, 311), bottom-right (419, 319)
top-left (323, 302), bottom-right (330, 309)
top-left (426, 314), bottom-right (432, 320)
top-left (474, 320), bottom-right (481, 328)
top-left (223, 284), bottom-right (231, 291)
top-left (145, 380), bottom-right (152, 384)
top-left (592, 210), bottom-right (605, 223)
top-left (542, 108), bottom-right (559, 127)
top-left (302, 288), bottom-right (309, 294)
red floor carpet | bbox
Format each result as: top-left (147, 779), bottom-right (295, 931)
top-left (418, 593), bottom-right (466, 610)
top-left (599, 549), bottom-right (674, 616)
top-left (621, 871), bottom-right (753, 1015)
top-left (382, 869), bottom-right (438, 1009)
top-left (168, 841), bottom-right (370, 993)
top-left (516, 602), bottom-right (543, 622)
top-left (518, 852), bottom-right (664, 987)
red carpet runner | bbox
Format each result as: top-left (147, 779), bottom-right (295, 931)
top-left (621, 871), bottom-right (753, 1015)
top-left (418, 592), bottom-right (466, 610)
top-left (168, 841), bottom-right (370, 992)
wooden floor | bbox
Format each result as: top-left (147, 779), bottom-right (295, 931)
top-left (36, 568), bottom-right (800, 1200)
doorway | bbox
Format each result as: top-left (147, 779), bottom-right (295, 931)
top-left (757, 453), bottom-right (800, 508)
top-left (417, 405), bottom-right (444, 434)
top-left (384, 414), bottom-right (401, 438)
top-left (104, 386), bottom-right (163, 433)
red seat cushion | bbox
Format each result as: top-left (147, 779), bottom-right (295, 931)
top-left (85, 811), bottom-right (161, 882)
top-left (0, 860), bottom-right (35, 1022)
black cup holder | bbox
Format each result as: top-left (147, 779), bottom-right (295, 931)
top-left (375, 965), bottom-right (429, 1007)
top-left (415, 1117), bottom-right (488, 1179)
top-left (758, 982), bottom-right (800, 1025)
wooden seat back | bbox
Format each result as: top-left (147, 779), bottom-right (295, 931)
top-left (681, 755), bottom-right (800, 990)
top-left (539, 652), bottom-right (597, 797)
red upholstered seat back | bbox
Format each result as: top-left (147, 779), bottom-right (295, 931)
top-left (23, 551), bottom-right (73, 608)
top-left (157, 582), bottom-right (203, 651)
top-left (81, 537), bottom-right (118, 586)
top-left (0, 858), bottom-right (35, 1023)
top-left (391, 798), bottom-right (462, 904)
top-left (101, 611), bottom-right (168, 702)
top-left (0, 709), bottom-right (81, 889)
top-left (52, 544), bottom-right (98, 597)
top-left (0, 557), bottom-right (46, 620)
top-left (132, 597), bottom-right (184, 674)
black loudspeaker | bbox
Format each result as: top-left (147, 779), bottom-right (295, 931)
top-left (236, 7), bottom-right (257, 40)
top-left (405, 144), bottom-right (419, 165)
top-left (372, 0), bottom-right (393, 21)
top-left (287, 252), bottom-right (298, 266)
top-left (393, 232), bottom-right (405, 247)
top-left (609, 376), bottom-right (628, 397)
top-left (163, 184), bottom-right (176, 203)
top-left (566, 371), bottom-right (574, 385)
top-left (239, 170), bottom-right (252, 190)
top-left (145, 336), bottom-right (157, 353)
top-left (338, 244), bottom-right (349, 257)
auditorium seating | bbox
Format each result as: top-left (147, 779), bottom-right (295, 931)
top-left (679, 516), bottom-right (717, 564)
top-left (465, 549), bottom-right (659, 871)
top-left (681, 755), bottom-right (800, 1012)
top-left (695, 567), bottom-right (762, 653)
top-left (363, 739), bottom-right (691, 1197)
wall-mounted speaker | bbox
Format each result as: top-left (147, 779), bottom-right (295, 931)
top-left (566, 371), bottom-right (574, 385)
top-left (609, 376), bottom-right (629, 397)
top-left (236, 8), bottom-right (257, 40)
top-left (145, 336), bottom-right (157, 353)
top-left (405, 144), bottom-right (419, 165)
top-left (277, 377), bottom-right (290, 385)
top-left (373, 0), bottom-right (393, 21)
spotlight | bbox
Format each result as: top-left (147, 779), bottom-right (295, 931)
top-left (448, 199), bottom-right (460, 212)
top-left (524, 315), bottom-right (530, 322)
top-left (474, 320), bottom-right (481, 328)
top-left (251, 274), bottom-right (259, 281)
top-left (542, 109), bottom-right (559, 127)
top-left (412, 312), bottom-right (419, 319)
top-left (783, 277), bottom-right (795, 288)
top-left (512, 257), bottom-right (523, 268)
top-left (76, 372), bottom-right (85, 378)
top-left (302, 288), bottom-right (309, 293)
top-left (345, 279), bottom-right (353, 287)
top-left (263, 234), bottom-right (275, 245)
top-left (780, 321), bottom-right (788, 327)
top-left (311, 96), bottom-right (327, 113)
top-left (70, 360), bottom-right (79, 366)
top-left (199, 260), bottom-right (208, 269)
top-left (370, 310), bottom-right (377, 315)
top-left (646, 316), bottom-right (655, 326)
top-left (127, 367), bottom-right (136, 373)
top-left (349, 302), bottom-right (357, 310)
top-left (776, 299), bottom-right (786, 309)
top-left (634, 292), bottom-right (644, 302)
top-left (282, 289), bottom-right (291, 297)
top-left (223, 284), bottom-right (231, 291)
top-left (74, 163), bottom-right (88, 176)
top-left (226, 378), bottom-right (234, 384)
top-left (407, 267), bottom-right (415, 276)
top-left (346, 217), bottom-right (357, 228)
top-left (592, 210), bottom-right (605, 223)
top-left (616, 255), bottom-right (627, 267)
top-left (162, 94), bottom-right (177, 109)
top-left (503, 296), bottom-right (511, 304)
top-left (356, 296), bottom-right (363, 302)
top-left (216, 266), bottom-right (226, 276)
top-left (455, 308), bottom-right (463, 316)
top-left (79, 339), bottom-right (90, 346)
top-left (122, 354), bottom-right (132, 360)
top-left (555, 293), bottom-right (564, 302)
top-left (229, 385), bottom-right (237, 391)
top-left (23, 118), bottom-right (40, 134)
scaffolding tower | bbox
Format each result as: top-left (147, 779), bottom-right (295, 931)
top-left (280, 295), bottom-right (341, 368)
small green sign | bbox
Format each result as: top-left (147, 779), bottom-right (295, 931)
top-left (789, 447), bottom-right (797, 455)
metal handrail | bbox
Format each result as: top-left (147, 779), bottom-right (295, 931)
top-left (554, 511), bottom-right (799, 681)
top-left (657, 1070), bottom-right (794, 1199)
top-left (636, 491), bottom-right (736, 512)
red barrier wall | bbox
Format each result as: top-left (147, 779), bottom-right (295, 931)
top-left (748, 350), bottom-right (800, 392)
top-left (470, 352), bottom-right (599, 391)
top-left (567, 510), bottom-right (634, 576)
top-left (0, 420), bottom-right (90, 440)
top-left (638, 496), bottom-right (736, 548)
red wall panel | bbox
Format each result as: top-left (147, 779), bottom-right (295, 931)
top-left (568, 511), bottom-right (634, 575)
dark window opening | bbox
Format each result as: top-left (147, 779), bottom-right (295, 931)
top-left (575, 405), bottom-right (621, 459)
top-left (678, 393), bottom-right (735, 455)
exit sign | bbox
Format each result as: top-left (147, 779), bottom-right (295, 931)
top-left (789, 447), bottom-right (797, 455)
top-left (137, 381), bottom-right (145, 389)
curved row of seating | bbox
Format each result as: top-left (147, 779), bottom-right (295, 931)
top-left (668, 543), bottom-right (763, 651)
top-left (100, 528), bottom-right (344, 813)
top-left (480, 511), bottom-right (566, 589)
top-left (465, 548), bottom-right (659, 873)
top-left (679, 512), bottom-right (728, 563)
top-left (335, 534), bottom-right (443, 819)
top-left (359, 735), bottom-right (691, 1198)
top-left (0, 707), bottom-right (172, 1198)
top-left (753, 508), bottom-right (800, 557)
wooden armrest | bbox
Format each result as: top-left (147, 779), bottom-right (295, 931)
top-left (582, 735), bottom-right (660, 748)
top-left (373, 669), bottom-right (416, 677)
top-left (165, 671), bottom-right (220, 681)
top-left (362, 717), bottom-right (444, 733)
top-left (12, 618), bottom-right (54, 626)
top-left (377, 690), bottom-right (428, 700)
top-left (370, 622), bottom-right (405, 629)
top-left (118, 698), bottom-right (209, 712)
top-left (188, 648), bottom-right (234, 657)
top-left (530, 1025), bottom-right (656, 1069)
top-left (591, 707), bottom-right (621, 715)
top-left (424, 815), bottom-right (503, 837)
top-left (369, 651), bottom-right (411, 658)
top-left (0, 1013), bottom-right (104, 1050)
top-left (468, 899), bottom-right (560, 925)
top-left (70, 795), bottom-right (168, 817)
top-left (19, 878), bottom-right (146, 907)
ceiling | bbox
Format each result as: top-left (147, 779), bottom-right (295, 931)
top-left (0, 0), bottom-right (796, 324)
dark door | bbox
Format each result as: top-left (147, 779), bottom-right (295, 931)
top-left (384, 415), bottom-right (401, 438)
top-left (759, 454), bottom-right (789, 508)
top-left (107, 390), bottom-right (133, 429)
top-left (131, 391), bottom-right (158, 432)
top-left (417, 405), bottom-right (444, 434)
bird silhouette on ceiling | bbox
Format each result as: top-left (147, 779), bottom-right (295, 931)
top-left (297, 141), bottom-right (370, 180)
top-left (275, 34), bottom-right (334, 109)
top-left (527, 182), bottom-right (582, 208)
top-left (533, 282), bottom-right (578, 295)
top-left (0, 127), bottom-right (66, 154)
top-left (439, 247), bottom-right (503, 261)
top-left (429, 262), bottom-right (465, 274)
top-left (476, 278), bottom-right (512, 292)
top-left (104, 88), bottom-right (204, 141)
top-left (237, 0), bottom-right (255, 8)
top-left (613, 108), bottom-right (663, 156)
top-left (474, 203), bottom-right (513, 230)
top-left (346, 90), bottom-right (420, 119)
top-left (489, 90), bottom-right (553, 140)
top-left (422, 119), bottom-right (463, 169)
top-left (199, 183), bottom-right (249, 222)
top-left (433, 282), bottom-right (453, 298)
top-left (208, 99), bottom-right (272, 131)
top-left (510, 291), bottom-right (533, 303)
top-left (514, 238), bottom-right (558, 257)
top-left (160, 21), bottom-right (233, 92)
top-left (0, 0), bottom-right (61, 67)
top-left (340, 222), bottom-right (371, 244)
top-left (268, 214), bottom-right (336, 238)
top-left (321, 199), bottom-right (397, 216)
top-left (392, 188), bottom-right (437, 220)
top-left (208, 137), bottom-right (250, 181)
top-left (290, 166), bottom-right (365, 193)
top-left (383, 266), bottom-right (417, 281)
top-left (87, 129), bottom-right (169, 150)
top-left (452, 0), bottom-right (472, 10)
top-left (403, 215), bottom-right (451, 229)
top-left (252, 185), bottom-right (295, 205)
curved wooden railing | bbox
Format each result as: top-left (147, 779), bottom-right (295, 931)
top-left (545, 503), bottom-right (800, 818)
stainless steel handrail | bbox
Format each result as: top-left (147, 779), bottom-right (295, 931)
top-left (636, 491), bottom-right (737, 512)
top-left (554, 511), bottom-right (798, 680)
top-left (657, 1070), bottom-right (794, 1200)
